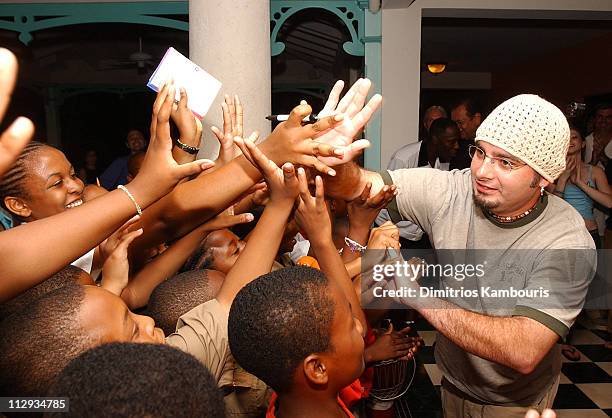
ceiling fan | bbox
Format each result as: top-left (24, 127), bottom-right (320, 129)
top-left (98, 37), bottom-right (155, 74)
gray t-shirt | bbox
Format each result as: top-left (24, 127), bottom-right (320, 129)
top-left (385, 167), bottom-right (596, 405)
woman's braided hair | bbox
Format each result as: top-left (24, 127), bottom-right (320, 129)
top-left (0, 141), bottom-right (47, 212)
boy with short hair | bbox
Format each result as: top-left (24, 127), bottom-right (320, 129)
top-left (229, 170), bottom-right (368, 418)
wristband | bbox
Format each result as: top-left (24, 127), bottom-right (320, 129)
top-left (117, 185), bottom-right (143, 216)
top-left (175, 138), bottom-right (200, 155)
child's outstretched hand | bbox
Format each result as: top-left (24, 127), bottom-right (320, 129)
top-left (233, 133), bottom-right (299, 206)
top-left (0, 48), bottom-right (34, 178)
top-left (101, 223), bottom-right (144, 296)
top-left (294, 168), bottom-right (332, 245)
top-left (211, 94), bottom-right (243, 166)
top-left (171, 87), bottom-right (202, 164)
top-left (131, 82), bottom-right (215, 202)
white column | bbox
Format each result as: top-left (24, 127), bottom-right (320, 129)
top-left (189, 0), bottom-right (271, 160)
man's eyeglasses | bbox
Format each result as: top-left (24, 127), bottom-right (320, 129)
top-left (468, 145), bottom-right (527, 172)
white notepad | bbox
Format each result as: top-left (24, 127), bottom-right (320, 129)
top-left (147, 47), bottom-right (222, 119)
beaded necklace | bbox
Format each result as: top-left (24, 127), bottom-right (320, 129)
top-left (487, 199), bottom-right (540, 223)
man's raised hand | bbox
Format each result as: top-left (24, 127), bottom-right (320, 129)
top-left (315, 78), bottom-right (382, 165)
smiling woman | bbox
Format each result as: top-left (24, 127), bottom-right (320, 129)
top-left (0, 141), bottom-right (84, 222)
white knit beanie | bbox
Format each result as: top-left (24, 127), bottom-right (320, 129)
top-left (474, 94), bottom-right (570, 182)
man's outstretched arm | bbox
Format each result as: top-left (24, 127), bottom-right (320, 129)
top-left (417, 299), bottom-right (559, 374)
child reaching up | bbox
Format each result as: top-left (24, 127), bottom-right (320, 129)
top-left (228, 171), bottom-right (370, 418)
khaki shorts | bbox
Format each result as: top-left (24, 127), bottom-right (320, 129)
top-left (441, 375), bottom-right (559, 418)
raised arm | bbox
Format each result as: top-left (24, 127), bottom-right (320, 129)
top-left (0, 82), bottom-right (212, 302)
top-left (342, 182), bottom-right (396, 262)
top-left (384, 270), bottom-right (559, 375)
top-left (131, 77), bottom-right (383, 257)
top-left (170, 87), bottom-right (203, 165)
top-left (129, 101), bottom-right (344, 260)
top-left (215, 135), bottom-right (299, 310)
top-left (294, 169), bottom-right (367, 334)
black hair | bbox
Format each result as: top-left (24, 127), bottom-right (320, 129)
top-left (429, 118), bottom-right (458, 140)
top-left (452, 98), bottom-right (484, 118)
top-left (147, 269), bottom-right (219, 335)
top-left (46, 342), bottom-right (224, 418)
top-left (180, 235), bottom-right (215, 272)
top-left (228, 266), bottom-right (335, 393)
top-left (0, 284), bottom-right (93, 397)
top-left (0, 265), bottom-right (91, 320)
top-left (0, 141), bottom-right (47, 214)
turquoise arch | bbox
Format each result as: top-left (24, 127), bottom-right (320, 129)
top-left (0, 2), bottom-right (188, 45)
top-left (270, 0), bottom-right (365, 56)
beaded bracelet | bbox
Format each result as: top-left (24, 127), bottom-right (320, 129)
top-left (117, 185), bottom-right (143, 216)
top-left (344, 236), bottom-right (367, 253)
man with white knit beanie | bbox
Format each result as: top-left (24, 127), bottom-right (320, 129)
top-left (326, 94), bottom-right (597, 417)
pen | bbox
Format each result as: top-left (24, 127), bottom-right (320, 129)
top-left (265, 114), bottom-right (320, 123)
